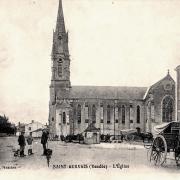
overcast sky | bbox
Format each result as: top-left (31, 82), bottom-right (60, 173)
top-left (0, 0), bottom-right (180, 124)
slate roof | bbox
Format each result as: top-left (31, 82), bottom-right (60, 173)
top-left (84, 123), bottom-right (100, 132)
top-left (69, 86), bottom-right (147, 100)
top-left (147, 73), bottom-right (174, 91)
top-left (31, 128), bottom-right (43, 133)
top-left (143, 73), bottom-right (175, 100)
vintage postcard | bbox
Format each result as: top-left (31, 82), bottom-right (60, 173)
top-left (0, 0), bottom-right (180, 179)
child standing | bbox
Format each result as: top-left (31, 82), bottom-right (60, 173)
top-left (27, 132), bottom-right (33, 155)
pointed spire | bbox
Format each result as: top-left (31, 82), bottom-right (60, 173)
top-left (56, 0), bottom-right (66, 33)
top-left (167, 69), bottom-right (170, 75)
top-left (51, 30), bottom-right (57, 56)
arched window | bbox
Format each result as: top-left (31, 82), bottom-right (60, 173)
top-left (122, 105), bottom-right (125, 124)
top-left (77, 105), bottom-right (81, 124)
top-left (92, 105), bottom-right (96, 123)
top-left (100, 104), bottom-right (104, 123)
top-left (85, 104), bottom-right (89, 122)
top-left (63, 112), bottom-right (66, 124)
top-left (115, 106), bottom-right (119, 123)
top-left (58, 59), bottom-right (63, 77)
top-left (137, 106), bottom-right (140, 124)
top-left (162, 96), bottom-right (174, 122)
top-left (107, 105), bottom-right (111, 124)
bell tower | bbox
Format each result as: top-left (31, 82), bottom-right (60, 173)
top-left (49, 0), bottom-right (71, 136)
top-left (51, 0), bottom-right (70, 84)
top-left (50, 0), bottom-right (71, 99)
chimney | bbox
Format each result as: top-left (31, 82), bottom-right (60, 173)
top-left (175, 65), bottom-right (180, 121)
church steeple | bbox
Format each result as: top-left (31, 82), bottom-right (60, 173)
top-left (50, 0), bottom-right (71, 88)
top-left (52, 0), bottom-right (69, 56)
top-left (56, 0), bottom-right (66, 34)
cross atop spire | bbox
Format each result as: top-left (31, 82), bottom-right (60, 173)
top-left (56, 0), bottom-right (66, 33)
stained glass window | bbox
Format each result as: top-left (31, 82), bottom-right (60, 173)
top-left (162, 96), bottom-right (174, 122)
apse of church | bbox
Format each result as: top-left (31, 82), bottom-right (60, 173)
top-left (48, 0), bottom-right (175, 137)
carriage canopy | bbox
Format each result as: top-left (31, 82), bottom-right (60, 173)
top-left (154, 121), bottom-right (180, 134)
top-left (120, 129), bottom-right (137, 135)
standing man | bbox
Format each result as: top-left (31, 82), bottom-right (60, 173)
top-left (41, 129), bottom-right (49, 156)
top-left (27, 132), bottom-right (33, 155)
top-left (120, 131), bottom-right (124, 142)
top-left (18, 131), bottom-right (26, 157)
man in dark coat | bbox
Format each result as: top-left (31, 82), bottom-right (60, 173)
top-left (41, 130), bottom-right (49, 155)
top-left (18, 131), bottom-right (26, 157)
top-left (27, 132), bottom-right (33, 155)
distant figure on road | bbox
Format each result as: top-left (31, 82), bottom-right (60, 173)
top-left (41, 129), bottom-right (49, 156)
top-left (120, 131), bottom-right (124, 142)
top-left (27, 132), bottom-right (33, 155)
top-left (18, 131), bottom-right (26, 157)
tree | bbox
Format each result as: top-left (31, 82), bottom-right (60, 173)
top-left (0, 114), bottom-right (15, 135)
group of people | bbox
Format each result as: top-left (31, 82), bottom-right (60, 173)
top-left (17, 129), bottom-right (49, 157)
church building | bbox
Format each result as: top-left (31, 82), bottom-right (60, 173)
top-left (48, 0), bottom-right (175, 137)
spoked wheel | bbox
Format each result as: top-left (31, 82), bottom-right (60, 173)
top-left (124, 134), bottom-right (134, 142)
top-left (149, 135), bottom-right (167, 166)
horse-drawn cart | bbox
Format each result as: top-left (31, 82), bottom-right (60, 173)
top-left (146, 122), bottom-right (180, 166)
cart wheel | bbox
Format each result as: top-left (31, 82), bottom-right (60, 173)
top-left (149, 135), bottom-right (167, 166)
top-left (125, 134), bottom-right (134, 142)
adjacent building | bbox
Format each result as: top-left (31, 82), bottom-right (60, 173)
top-left (48, 0), bottom-right (175, 137)
top-left (16, 120), bottom-right (46, 137)
top-left (24, 120), bottom-right (46, 137)
top-left (16, 122), bottom-right (26, 136)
